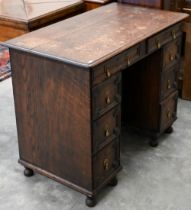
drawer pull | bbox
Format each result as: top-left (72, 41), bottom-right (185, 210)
top-left (127, 57), bottom-right (131, 66)
top-left (106, 69), bottom-right (111, 78)
top-left (105, 129), bottom-right (110, 137)
top-left (156, 40), bottom-right (161, 49)
top-left (167, 110), bottom-right (171, 119)
top-left (169, 54), bottom-right (175, 61)
top-left (172, 31), bottom-right (176, 40)
top-left (103, 159), bottom-right (110, 171)
top-left (106, 96), bottom-right (111, 104)
top-left (167, 80), bottom-right (171, 89)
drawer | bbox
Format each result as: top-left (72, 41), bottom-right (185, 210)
top-left (92, 73), bottom-right (121, 119)
top-left (162, 37), bottom-right (181, 70)
top-left (93, 106), bottom-right (121, 153)
top-left (92, 42), bottom-right (145, 86)
top-left (161, 66), bottom-right (178, 100)
top-left (160, 91), bottom-right (178, 132)
top-left (148, 23), bottom-right (182, 54)
top-left (93, 140), bottom-right (120, 188)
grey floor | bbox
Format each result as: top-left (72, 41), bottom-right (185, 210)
top-left (0, 78), bottom-right (191, 210)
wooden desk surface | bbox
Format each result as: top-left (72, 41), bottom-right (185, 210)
top-left (0, 0), bottom-right (83, 28)
top-left (4, 3), bottom-right (188, 67)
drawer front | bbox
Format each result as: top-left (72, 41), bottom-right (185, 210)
top-left (160, 91), bottom-right (178, 132)
top-left (93, 106), bottom-right (121, 153)
top-left (163, 37), bottom-right (181, 70)
top-left (161, 66), bottom-right (178, 100)
top-left (92, 42), bottom-right (145, 86)
top-left (93, 140), bottom-right (120, 188)
top-left (148, 23), bottom-right (182, 54)
top-left (92, 73), bottom-right (121, 119)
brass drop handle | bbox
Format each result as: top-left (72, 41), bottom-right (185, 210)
top-left (106, 96), bottom-right (111, 104)
top-left (172, 30), bottom-right (176, 40)
top-left (127, 57), bottom-right (131, 66)
top-left (103, 159), bottom-right (110, 171)
top-left (169, 54), bottom-right (175, 61)
top-left (106, 68), bottom-right (111, 78)
top-left (156, 40), bottom-right (161, 49)
top-left (105, 128), bottom-right (110, 137)
top-left (167, 110), bottom-right (171, 119)
top-left (167, 80), bottom-right (171, 89)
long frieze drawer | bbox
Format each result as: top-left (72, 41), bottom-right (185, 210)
top-left (161, 66), bottom-right (178, 100)
top-left (93, 106), bottom-right (121, 154)
top-left (93, 139), bottom-right (120, 189)
top-left (92, 73), bottom-right (121, 120)
top-left (162, 37), bottom-right (182, 70)
top-left (160, 91), bottom-right (178, 132)
top-left (147, 23), bottom-right (182, 54)
top-left (92, 42), bottom-right (145, 86)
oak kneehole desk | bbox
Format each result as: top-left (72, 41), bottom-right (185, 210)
top-left (3, 3), bottom-right (188, 207)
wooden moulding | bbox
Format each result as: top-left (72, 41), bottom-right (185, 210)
top-left (19, 159), bottom-right (122, 197)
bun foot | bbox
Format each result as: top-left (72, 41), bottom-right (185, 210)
top-left (165, 126), bottom-right (173, 134)
top-left (85, 196), bottom-right (96, 207)
top-left (24, 168), bottom-right (34, 177)
top-left (108, 176), bottom-right (118, 187)
top-left (149, 138), bottom-right (159, 147)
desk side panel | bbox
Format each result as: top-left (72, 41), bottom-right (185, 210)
top-left (10, 49), bottom-right (93, 191)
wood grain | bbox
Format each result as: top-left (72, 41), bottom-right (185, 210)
top-left (10, 49), bottom-right (93, 190)
top-left (4, 3), bottom-right (188, 66)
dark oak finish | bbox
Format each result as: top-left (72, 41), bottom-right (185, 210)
top-left (161, 66), bottom-right (178, 99)
top-left (3, 3), bottom-right (187, 207)
top-left (123, 0), bottom-right (191, 101)
top-left (123, 37), bottom-right (181, 138)
top-left (147, 23), bottom-right (182, 54)
top-left (5, 4), bottom-right (187, 64)
top-left (162, 37), bottom-right (182, 70)
top-left (10, 50), bottom-right (93, 191)
top-left (93, 106), bottom-right (121, 153)
top-left (93, 139), bottom-right (120, 188)
top-left (92, 74), bottom-right (121, 119)
top-left (160, 91), bottom-right (178, 131)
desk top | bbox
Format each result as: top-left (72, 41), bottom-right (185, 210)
top-left (4, 3), bottom-right (188, 67)
top-left (0, 0), bottom-right (83, 28)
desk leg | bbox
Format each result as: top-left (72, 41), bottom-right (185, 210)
top-left (24, 167), bottom-right (34, 177)
top-left (108, 176), bottom-right (118, 187)
top-left (149, 137), bottom-right (159, 147)
top-left (86, 196), bottom-right (96, 207)
top-left (165, 126), bottom-right (174, 134)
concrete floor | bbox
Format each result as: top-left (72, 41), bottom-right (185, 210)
top-left (0, 78), bottom-right (191, 210)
